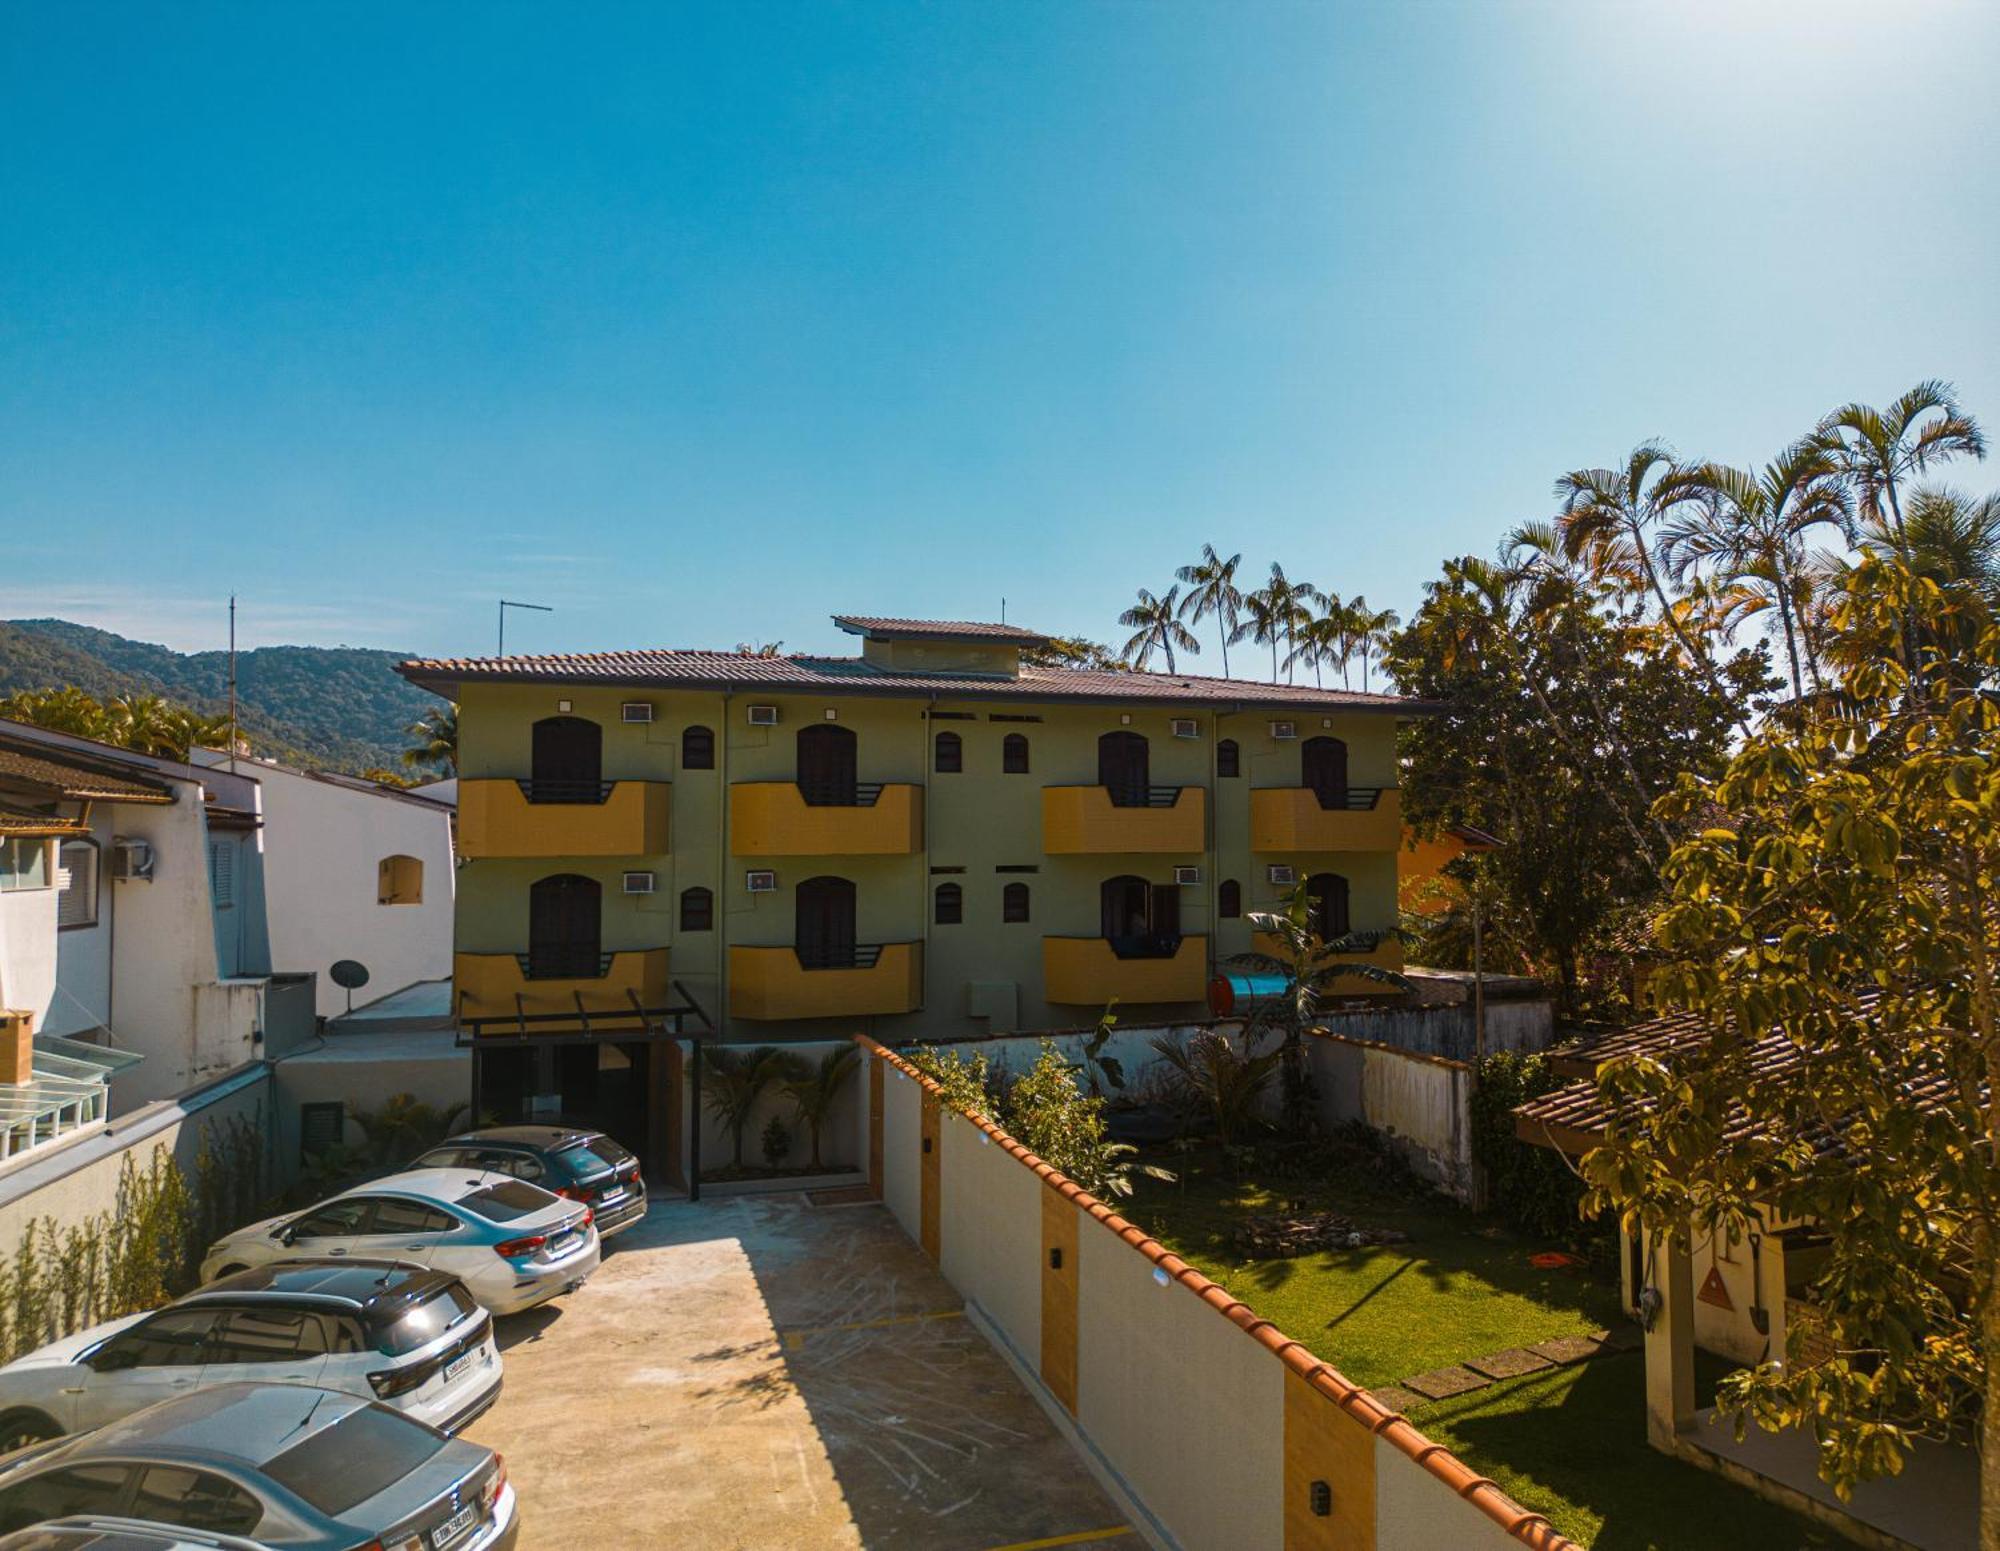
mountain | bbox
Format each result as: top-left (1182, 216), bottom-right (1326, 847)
top-left (0, 619), bottom-right (442, 773)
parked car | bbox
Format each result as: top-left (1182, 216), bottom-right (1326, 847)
top-left (199, 1169), bottom-right (599, 1316)
top-left (0, 1261), bottom-right (502, 1455)
top-left (0, 1516), bottom-right (269, 1549)
top-left (0, 1383), bottom-right (516, 1549)
top-left (412, 1127), bottom-right (648, 1239)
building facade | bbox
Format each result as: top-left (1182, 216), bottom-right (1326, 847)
top-left (401, 617), bottom-right (1427, 1158)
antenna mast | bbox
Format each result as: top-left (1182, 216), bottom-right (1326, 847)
top-left (227, 595), bottom-right (238, 772)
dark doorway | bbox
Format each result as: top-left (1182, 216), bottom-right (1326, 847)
top-left (797, 724), bottom-right (859, 806)
top-left (474, 1039), bottom-right (663, 1180)
top-left (528, 873), bottom-right (602, 978)
top-left (1098, 731), bottom-right (1150, 808)
top-left (531, 716), bottom-right (604, 802)
top-left (1305, 871), bottom-right (1351, 942)
top-left (796, 875), bottom-right (858, 968)
top-left (1100, 874), bottom-right (1180, 958)
top-left (1301, 736), bottom-right (1350, 808)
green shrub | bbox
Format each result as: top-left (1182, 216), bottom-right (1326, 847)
top-left (1470, 1051), bottom-right (1604, 1246)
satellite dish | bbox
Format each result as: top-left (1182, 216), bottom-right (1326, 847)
top-left (329, 960), bottom-right (370, 1016)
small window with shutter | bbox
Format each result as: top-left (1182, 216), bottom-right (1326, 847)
top-left (209, 841), bottom-right (234, 909)
top-left (57, 841), bottom-right (98, 928)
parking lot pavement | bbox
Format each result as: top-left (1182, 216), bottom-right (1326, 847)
top-left (463, 1190), bottom-right (1132, 1551)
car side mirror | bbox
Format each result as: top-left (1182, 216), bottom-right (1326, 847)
top-left (277, 1226), bottom-right (300, 1246)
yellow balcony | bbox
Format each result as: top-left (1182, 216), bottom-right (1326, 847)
top-left (729, 783), bottom-right (923, 857)
top-left (454, 947), bottom-right (671, 1033)
top-left (458, 779), bottom-right (671, 859)
top-left (1249, 787), bottom-right (1401, 852)
top-left (1042, 935), bottom-right (1208, 1005)
top-left (1041, 786), bottom-right (1205, 855)
top-left (1249, 934), bottom-right (1405, 997)
top-left (729, 942), bottom-right (924, 1020)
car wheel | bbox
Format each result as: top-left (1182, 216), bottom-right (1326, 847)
top-left (0, 1410), bottom-right (61, 1455)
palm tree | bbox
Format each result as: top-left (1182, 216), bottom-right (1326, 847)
top-left (1286, 608), bottom-right (1346, 688)
top-left (783, 1046), bottom-right (860, 1170)
top-left (1118, 586), bottom-right (1200, 673)
top-left (402, 705), bottom-right (459, 775)
top-left (704, 1045), bottom-right (790, 1169)
top-left (1231, 589), bottom-right (1287, 682)
top-left (1245, 564), bottom-right (1321, 684)
top-left (1175, 545), bottom-right (1244, 678)
top-left (1349, 599), bottom-right (1400, 692)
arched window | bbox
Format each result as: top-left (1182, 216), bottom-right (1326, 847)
top-left (796, 724), bottom-right (858, 806)
top-left (1218, 879), bottom-right (1241, 919)
top-left (57, 838), bottom-right (99, 928)
top-left (679, 886), bottom-right (714, 932)
top-left (1100, 874), bottom-right (1179, 957)
top-left (531, 716), bottom-right (604, 802)
top-left (1216, 738), bottom-right (1240, 778)
top-left (1002, 882), bottom-right (1031, 923)
top-left (1302, 736), bottom-right (1350, 808)
top-left (1305, 872), bottom-right (1351, 942)
top-left (934, 882), bottom-right (963, 925)
top-left (1098, 730), bottom-right (1150, 807)
top-left (377, 854), bottom-right (423, 907)
top-left (528, 874), bottom-right (602, 978)
top-left (934, 730), bottom-right (963, 774)
top-left (795, 875), bottom-right (857, 968)
top-left (1002, 733), bottom-right (1030, 774)
top-left (681, 725), bottom-right (715, 771)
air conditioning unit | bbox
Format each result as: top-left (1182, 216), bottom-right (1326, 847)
top-left (1267, 863), bottom-right (1297, 886)
top-left (745, 869), bottom-right (778, 894)
top-left (109, 838), bottom-right (155, 881)
top-left (620, 702), bottom-right (655, 724)
top-left (622, 871), bottom-right (657, 895)
top-left (1269, 720), bottom-right (1298, 740)
top-left (747, 704), bottom-right (779, 727)
top-left (1173, 865), bottom-right (1202, 886)
top-left (1170, 718), bottom-right (1200, 739)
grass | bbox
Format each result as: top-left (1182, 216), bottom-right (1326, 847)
top-left (1124, 1143), bottom-right (1831, 1551)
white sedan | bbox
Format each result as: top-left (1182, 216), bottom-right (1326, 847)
top-left (200, 1168), bottom-right (601, 1316)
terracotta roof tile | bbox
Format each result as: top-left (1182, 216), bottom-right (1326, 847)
top-left (0, 738), bottom-right (176, 805)
top-left (831, 615), bottom-right (1049, 645)
top-left (0, 804), bottom-right (90, 837)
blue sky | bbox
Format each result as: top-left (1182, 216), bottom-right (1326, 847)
top-left (3, 1), bottom-right (1995, 666)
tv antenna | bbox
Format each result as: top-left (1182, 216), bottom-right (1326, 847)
top-left (498, 599), bottom-right (552, 656)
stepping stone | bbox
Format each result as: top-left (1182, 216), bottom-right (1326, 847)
top-left (1402, 1365), bottom-right (1489, 1401)
top-left (1366, 1385), bottom-right (1428, 1415)
top-left (1593, 1324), bottom-right (1645, 1352)
top-left (1529, 1332), bottom-right (1618, 1366)
top-left (1464, 1347), bottom-right (1555, 1381)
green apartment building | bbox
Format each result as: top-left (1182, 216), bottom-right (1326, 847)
top-left (398, 617), bottom-right (1423, 1162)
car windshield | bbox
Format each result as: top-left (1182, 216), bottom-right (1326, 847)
top-left (374, 1283), bottom-right (479, 1356)
top-left (262, 1404), bottom-right (446, 1515)
top-left (456, 1180), bottom-right (556, 1223)
top-left (552, 1139), bottom-right (628, 1178)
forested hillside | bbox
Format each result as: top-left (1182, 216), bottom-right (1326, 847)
top-left (0, 619), bottom-right (438, 772)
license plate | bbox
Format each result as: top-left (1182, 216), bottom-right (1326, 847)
top-left (442, 1350), bottom-right (472, 1384)
top-left (547, 1231), bottom-right (580, 1256)
top-left (431, 1505), bottom-right (477, 1548)
top-left (598, 1188), bottom-right (626, 1206)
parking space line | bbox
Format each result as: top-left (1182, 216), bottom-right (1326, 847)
top-left (778, 1307), bottom-right (966, 1351)
top-left (980, 1528), bottom-right (1135, 1551)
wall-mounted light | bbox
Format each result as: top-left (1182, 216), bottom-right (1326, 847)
top-left (1049, 1248), bottom-right (1063, 1271)
top-left (1309, 1480), bottom-right (1332, 1517)
top-left (824, 708), bottom-right (838, 720)
top-left (557, 699), bottom-right (573, 713)
top-left (1152, 1267), bottom-right (1170, 1288)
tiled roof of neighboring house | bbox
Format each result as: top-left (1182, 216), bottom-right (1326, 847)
top-left (396, 647), bottom-right (1429, 714)
top-left (831, 615), bottom-right (1051, 646)
top-left (0, 737), bottom-right (176, 805)
top-left (0, 804), bottom-right (90, 837)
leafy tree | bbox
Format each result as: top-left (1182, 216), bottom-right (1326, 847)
top-left (1580, 555), bottom-right (2000, 1541)
top-left (0, 686), bottom-right (233, 761)
top-left (347, 1093), bottom-right (469, 1164)
top-left (1118, 586), bottom-right (1201, 673)
top-left (1175, 544), bottom-right (1244, 678)
top-left (783, 1045), bottom-right (859, 1170)
top-left (401, 704), bottom-right (458, 774)
top-left (1021, 635), bottom-right (1128, 671)
top-left (1003, 1040), bottom-right (1167, 1200)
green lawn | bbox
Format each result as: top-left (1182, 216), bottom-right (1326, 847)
top-left (1124, 1148), bottom-right (1832, 1550)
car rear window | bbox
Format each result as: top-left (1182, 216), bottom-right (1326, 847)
top-left (457, 1180), bottom-right (556, 1222)
top-left (373, 1283), bottom-right (479, 1356)
top-left (552, 1139), bottom-right (629, 1179)
top-left (262, 1404), bottom-right (446, 1515)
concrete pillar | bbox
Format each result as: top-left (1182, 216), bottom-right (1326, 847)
top-left (1645, 1233), bottom-right (1696, 1450)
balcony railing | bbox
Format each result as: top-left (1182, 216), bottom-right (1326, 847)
top-left (730, 941), bottom-right (923, 1020)
top-left (1041, 785), bottom-right (1206, 855)
top-left (1249, 786), bottom-right (1401, 852)
top-left (513, 949), bottom-right (616, 981)
top-left (458, 778), bottom-right (671, 859)
top-left (799, 781), bottom-right (886, 808)
top-left (1043, 934), bottom-right (1207, 1005)
top-left (730, 782), bottom-right (923, 856)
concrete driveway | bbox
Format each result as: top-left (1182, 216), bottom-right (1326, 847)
top-left (463, 1189), bottom-right (1131, 1550)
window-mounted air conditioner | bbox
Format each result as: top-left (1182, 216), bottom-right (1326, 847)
top-left (747, 704), bottom-right (779, 727)
top-left (621, 702), bottom-right (656, 724)
top-left (1170, 718), bottom-right (1200, 739)
top-left (1269, 720), bottom-right (1298, 740)
top-left (109, 838), bottom-right (155, 881)
top-left (1267, 864), bottom-right (1297, 886)
top-left (622, 871), bottom-right (657, 895)
top-left (745, 869), bottom-right (778, 894)
top-left (1173, 865), bottom-right (1202, 886)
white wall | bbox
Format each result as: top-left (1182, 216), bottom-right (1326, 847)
top-left (1309, 1032), bottom-right (1482, 1205)
top-left (211, 761), bottom-right (454, 1017)
top-left (0, 872), bottom-right (58, 1028)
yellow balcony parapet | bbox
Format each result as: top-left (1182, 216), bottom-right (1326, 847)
top-left (729, 783), bottom-right (923, 857)
top-left (1042, 935), bottom-right (1208, 1006)
top-left (454, 947), bottom-right (671, 1033)
top-left (1040, 786), bottom-right (1206, 855)
top-left (1249, 787), bottom-right (1401, 853)
top-left (730, 942), bottom-right (924, 1020)
top-left (458, 779), bottom-right (671, 859)
top-left (1248, 934), bottom-right (1405, 997)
